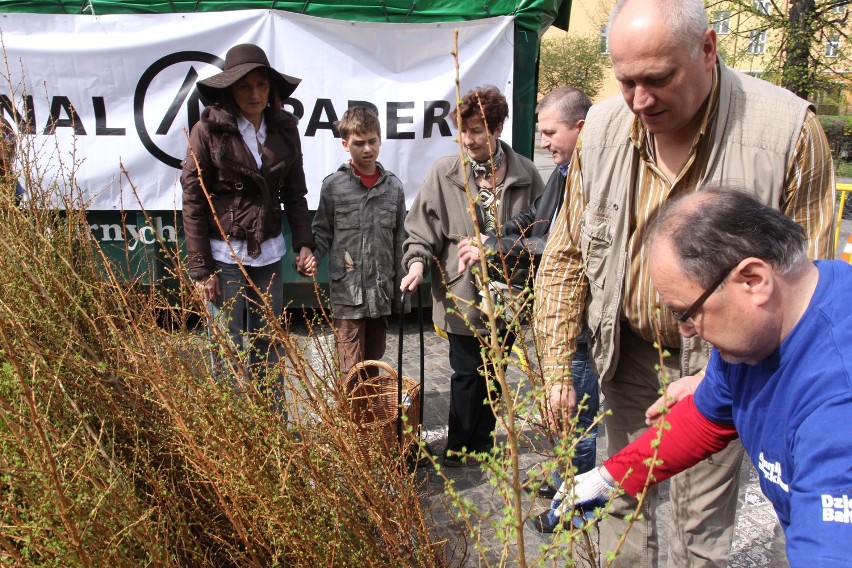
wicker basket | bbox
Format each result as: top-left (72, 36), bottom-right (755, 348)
top-left (343, 360), bottom-right (421, 457)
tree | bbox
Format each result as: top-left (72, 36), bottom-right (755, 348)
top-left (707, 0), bottom-right (851, 101)
top-left (537, 33), bottom-right (611, 100)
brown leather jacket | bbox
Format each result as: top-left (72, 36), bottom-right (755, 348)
top-left (181, 105), bottom-right (315, 279)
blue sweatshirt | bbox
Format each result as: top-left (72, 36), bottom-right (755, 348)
top-left (696, 261), bottom-right (852, 567)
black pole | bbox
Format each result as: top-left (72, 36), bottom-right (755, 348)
top-left (397, 290), bottom-right (408, 447)
top-left (417, 286), bottom-right (424, 427)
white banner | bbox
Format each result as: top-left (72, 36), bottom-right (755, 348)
top-left (0, 10), bottom-right (515, 210)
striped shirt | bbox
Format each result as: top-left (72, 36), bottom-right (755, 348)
top-left (535, 69), bottom-right (836, 367)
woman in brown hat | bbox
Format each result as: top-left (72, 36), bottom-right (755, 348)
top-left (181, 43), bottom-right (315, 388)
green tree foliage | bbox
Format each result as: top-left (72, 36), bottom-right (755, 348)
top-left (707, 0), bottom-right (851, 100)
top-left (819, 114), bottom-right (852, 158)
top-left (538, 33), bottom-right (610, 100)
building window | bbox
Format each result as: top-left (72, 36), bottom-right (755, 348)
top-left (748, 30), bottom-right (767, 54)
top-left (827, 35), bottom-right (841, 57)
top-left (754, 0), bottom-right (771, 14)
top-left (599, 24), bottom-right (609, 55)
top-left (712, 11), bottom-right (731, 35)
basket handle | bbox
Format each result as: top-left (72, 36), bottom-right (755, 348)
top-left (344, 359), bottom-right (397, 384)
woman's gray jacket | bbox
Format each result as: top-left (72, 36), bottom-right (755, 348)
top-left (402, 141), bottom-right (544, 335)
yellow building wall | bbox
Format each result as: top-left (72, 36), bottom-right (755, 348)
top-left (542, 0), bottom-right (619, 102)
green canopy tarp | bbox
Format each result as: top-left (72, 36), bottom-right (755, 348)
top-left (0, 0), bottom-right (570, 34)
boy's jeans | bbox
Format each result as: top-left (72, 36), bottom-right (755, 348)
top-left (334, 316), bottom-right (388, 375)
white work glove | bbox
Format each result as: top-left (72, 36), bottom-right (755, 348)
top-left (550, 467), bottom-right (616, 520)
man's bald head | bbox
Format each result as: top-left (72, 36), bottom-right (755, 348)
top-left (651, 187), bottom-right (808, 289)
top-left (608, 0), bottom-right (709, 58)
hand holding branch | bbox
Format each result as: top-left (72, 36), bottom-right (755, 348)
top-left (456, 233), bottom-right (489, 273)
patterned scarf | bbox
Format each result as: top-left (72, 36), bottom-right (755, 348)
top-left (475, 181), bottom-right (505, 234)
top-left (468, 143), bottom-right (505, 180)
top-left (469, 144), bottom-right (505, 233)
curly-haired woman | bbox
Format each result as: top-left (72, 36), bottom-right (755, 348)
top-left (401, 85), bottom-right (544, 466)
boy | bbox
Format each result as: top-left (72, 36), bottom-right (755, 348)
top-left (312, 106), bottom-right (406, 374)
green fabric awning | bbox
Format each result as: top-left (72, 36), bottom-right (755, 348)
top-left (0, 0), bottom-right (569, 34)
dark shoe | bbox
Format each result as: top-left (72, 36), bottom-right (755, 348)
top-left (441, 450), bottom-right (479, 468)
top-left (440, 453), bottom-right (465, 467)
top-left (407, 441), bottom-right (435, 472)
top-left (530, 509), bottom-right (569, 533)
top-left (523, 478), bottom-right (558, 499)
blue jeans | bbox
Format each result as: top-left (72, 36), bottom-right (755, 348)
top-left (213, 259), bottom-right (283, 384)
top-left (552, 328), bottom-right (599, 483)
top-left (569, 330), bottom-right (599, 475)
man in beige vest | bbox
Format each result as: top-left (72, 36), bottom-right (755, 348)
top-left (533, 0), bottom-right (835, 566)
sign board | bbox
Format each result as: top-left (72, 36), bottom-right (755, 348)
top-left (0, 10), bottom-right (515, 211)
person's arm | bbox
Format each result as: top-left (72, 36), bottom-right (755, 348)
top-left (392, 183), bottom-right (408, 309)
top-left (278, 119), bottom-right (315, 253)
top-left (401, 162), bottom-right (446, 283)
top-left (782, 110), bottom-right (835, 260)
top-left (484, 178), bottom-right (560, 260)
top-left (505, 194), bottom-right (541, 237)
top-left (496, 189), bottom-right (542, 240)
top-left (461, 169), bottom-right (563, 274)
top-left (550, 394), bottom-right (738, 522)
top-left (465, 194), bottom-right (547, 276)
top-left (533, 148), bottom-right (587, 429)
top-left (604, 395), bottom-right (739, 495)
top-left (180, 123), bottom-right (215, 281)
top-left (310, 181), bottom-right (334, 262)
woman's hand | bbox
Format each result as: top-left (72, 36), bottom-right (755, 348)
top-left (194, 274), bottom-right (220, 303)
top-left (296, 247), bottom-right (316, 277)
top-left (457, 236), bottom-right (484, 273)
top-left (400, 261), bottom-right (424, 292)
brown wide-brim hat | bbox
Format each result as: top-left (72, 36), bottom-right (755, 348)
top-left (197, 43), bottom-right (301, 103)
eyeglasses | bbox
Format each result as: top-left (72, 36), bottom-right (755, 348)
top-left (669, 264), bottom-right (737, 328)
